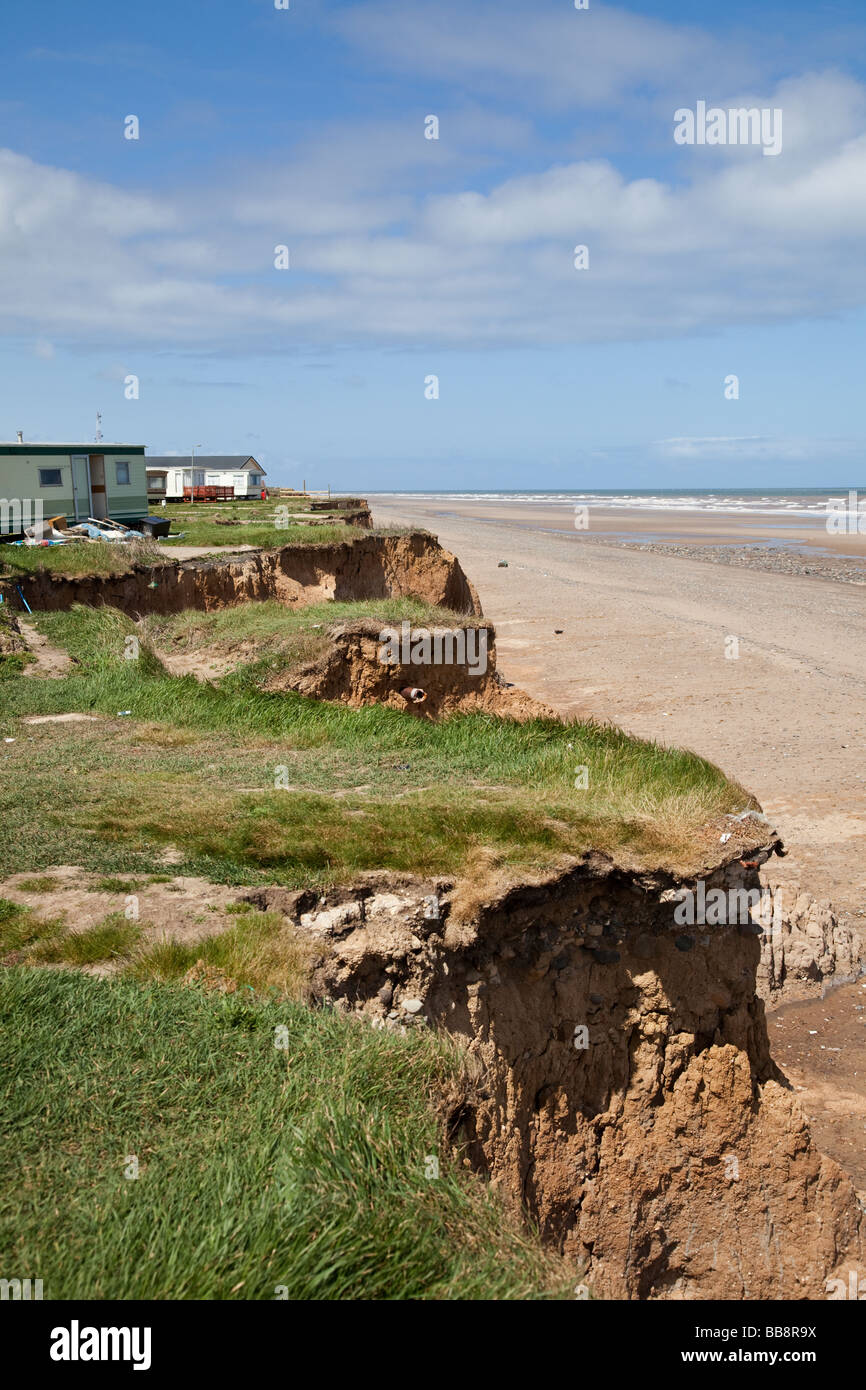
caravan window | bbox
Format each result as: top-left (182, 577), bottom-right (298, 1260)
top-left (115, 462), bottom-right (130, 485)
top-left (38, 468), bottom-right (63, 487)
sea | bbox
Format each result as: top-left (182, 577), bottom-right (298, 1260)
top-left (372, 488), bottom-right (864, 518)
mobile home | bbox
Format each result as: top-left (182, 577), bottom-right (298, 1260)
top-left (146, 456), bottom-right (266, 502)
top-left (0, 438), bottom-right (147, 532)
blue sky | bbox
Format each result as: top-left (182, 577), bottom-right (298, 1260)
top-left (1, 0), bottom-right (865, 489)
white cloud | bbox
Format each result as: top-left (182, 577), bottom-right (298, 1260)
top-left (0, 60), bottom-right (865, 351)
top-left (653, 436), bottom-right (859, 462)
top-left (331, 0), bottom-right (752, 110)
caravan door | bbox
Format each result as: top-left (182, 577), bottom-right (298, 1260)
top-left (70, 455), bottom-right (92, 521)
top-left (89, 455), bottom-right (108, 518)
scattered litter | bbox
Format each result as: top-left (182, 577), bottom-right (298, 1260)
top-left (498, 560), bottom-right (508, 567)
top-left (16, 587), bottom-right (32, 614)
top-left (117, 710), bottom-right (133, 717)
top-left (399, 687), bottom-right (427, 704)
top-left (4, 737), bottom-right (14, 743)
top-left (727, 809), bottom-right (771, 825)
top-left (720, 832), bottom-right (732, 843)
top-left (554, 629), bottom-right (563, 634)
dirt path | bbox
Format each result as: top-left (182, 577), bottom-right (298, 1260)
top-left (19, 620), bottom-right (73, 678)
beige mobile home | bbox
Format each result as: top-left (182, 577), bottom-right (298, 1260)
top-left (0, 438), bottom-right (148, 532)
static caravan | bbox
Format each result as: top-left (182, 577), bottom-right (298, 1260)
top-left (0, 439), bottom-right (148, 533)
top-left (146, 455), bottom-right (267, 502)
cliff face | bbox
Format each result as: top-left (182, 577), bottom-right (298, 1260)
top-left (756, 876), bottom-right (863, 1005)
top-left (276, 850), bottom-right (865, 1300)
top-left (264, 618), bottom-right (556, 719)
top-left (0, 533), bottom-right (482, 619)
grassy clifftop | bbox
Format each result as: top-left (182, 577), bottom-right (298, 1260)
top-left (0, 601), bottom-right (752, 890)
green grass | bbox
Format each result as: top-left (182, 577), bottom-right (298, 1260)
top-left (31, 913), bottom-right (141, 965)
top-left (91, 877), bottom-right (145, 895)
top-left (0, 603), bottom-right (751, 886)
top-left (0, 968), bottom-right (577, 1299)
top-left (0, 898), bottom-right (65, 956)
top-left (142, 595), bottom-right (486, 682)
top-left (0, 898), bottom-right (140, 965)
top-left (144, 595), bottom-right (482, 651)
top-left (0, 518), bottom-right (383, 579)
top-left (159, 521), bottom-right (364, 550)
top-left (14, 876), bottom-right (60, 893)
top-left (127, 910), bottom-right (313, 998)
top-left (0, 537), bottom-right (165, 579)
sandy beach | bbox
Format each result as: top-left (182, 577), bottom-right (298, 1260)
top-left (371, 494), bottom-right (866, 926)
top-left (371, 493), bottom-right (866, 1180)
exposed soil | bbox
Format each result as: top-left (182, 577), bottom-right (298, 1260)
top-left (262, 619), bottom-right (557, 720)
top-left (283, 855), bottom-right (865, 1300)
top-left (0, 605), bottom-right (28, 659)
top-left (0, 532), bottom-right (481, 620)
top-left (18, 620), bottom-right (73, 678)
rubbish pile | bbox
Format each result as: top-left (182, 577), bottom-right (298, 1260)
top-left (15, 515), bottom-right (146, 547)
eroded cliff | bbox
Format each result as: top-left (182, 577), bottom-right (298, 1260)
top-left (0, 532), bottom-right (481, 618)
top-left (256, 844), bottom-right (865, 1300)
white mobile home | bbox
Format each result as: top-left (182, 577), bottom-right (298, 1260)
top-left (146, 456), bottom-right (266, 501)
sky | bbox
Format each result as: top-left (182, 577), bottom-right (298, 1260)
top-left (1, 0), bottom-right (865, 490)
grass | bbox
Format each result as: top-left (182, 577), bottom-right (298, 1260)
top-left (0, 897), bottom-right (65, 955)
top-left (161, 497), bottom-right (323, 521)
top-left (0, 603), bottom-right (752, 887)
top-left (142, 595), bottom-right (486, 682)
top-left (0, 515), bottom-right (382, 578)
top-left (0, 537), bottom-right (165, 579)
top-left (31, 913), bottom-right (141, 965)
top-left (15, 876), bottom-right (60, 893)
top-left (159, 521), bottom-right (364, 550)
top-left (127, 910), bottom-right (313, 999)
top-left (91, 877), bottom-right (146, 894)
top-left (0, 898), bottom-right (140, 965)
top-left (0, 967), bottom-right (577, 1299)
top-left (144, 595), bottom-right (482, 651)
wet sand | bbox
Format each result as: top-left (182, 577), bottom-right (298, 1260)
top-left (379, 496), bottom-right (866, 558)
